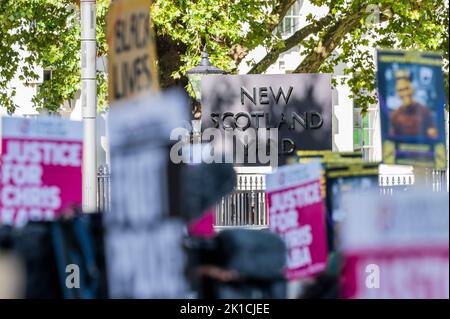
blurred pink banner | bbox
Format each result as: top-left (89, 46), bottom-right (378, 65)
top-left (340, 190), bottom-right (449, 299)
top-left (0, 117), bottom-right (83, 227)
top-left (266, 161), bottom-right (328, 280)
top-left (342, 246), bottom-right (449, 299)
top-left (188, 209), bottom-right (215, 238)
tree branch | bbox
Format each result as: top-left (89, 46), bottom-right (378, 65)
top-left (230, 0), bottom-right (297, 68)
top-left (247, 14), bottom-right (333, 74)
top-left (294, 6), bottom-right (368, 73)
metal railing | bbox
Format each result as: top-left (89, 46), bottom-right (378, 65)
top-left (426, 169), bottom-right (447, 193)
top-left (214, 174), bottom-right (268, 229)
top-left (97, 165), bottom-right (111, 212)
top-left (96, 166), bottom-right (268, 227)
top-left (379, 169), bottom-right (447, 195)
top-left (96, 165), bottom-right (447, 222)
top-left (379, 173), bottom-right (415, 195)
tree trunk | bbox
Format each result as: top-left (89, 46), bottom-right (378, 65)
top-left (294, 9), bottom-right (366, 73)
top-left (155, 34), bottom-right (188, 89)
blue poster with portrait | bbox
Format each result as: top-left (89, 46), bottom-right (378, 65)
top-left (377, 49), bottom-right (447, 169)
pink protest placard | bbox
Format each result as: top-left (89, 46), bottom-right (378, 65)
top-left (266, 160), bottom-right (328, 280)
top-left (342, 247), bottom-right (449, 299)
top-left (0, 116), bottom-right (83, 227)
top-left (188, 208), bottom-right (215, 238)
top-left (340, 190), bottom-right (449, 299)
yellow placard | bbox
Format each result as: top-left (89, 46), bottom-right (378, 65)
top-left (107, 0), bottom-right (159, 104)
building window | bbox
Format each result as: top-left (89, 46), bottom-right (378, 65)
top-left (353, 105), bottom-right (378, 161)
top-left (34, 69), bottom-right (54, 109)
top-left (37, 69), bottom-right (53, 94)
top-left (43, 69), bottom-right (52, 82)
top-left (278, 60), bottom-right (285, 71)
top-left (276, 0), bottom-right (303, 37)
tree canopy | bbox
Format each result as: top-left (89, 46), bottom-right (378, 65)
top-left (0, 0), bottom-right (448, 114)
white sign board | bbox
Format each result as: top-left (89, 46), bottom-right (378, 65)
top-left (340, 189), bottom-right (449, 299)
top-left (105, 90), bottom-right (189, 298)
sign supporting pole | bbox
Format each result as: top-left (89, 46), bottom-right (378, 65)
top-left (446, 110), bottom-right (449, 191)
top-left (81, 0), bottom-right (97, 212)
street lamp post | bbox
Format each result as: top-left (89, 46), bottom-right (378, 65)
top-left (81, 0), bottom-right (97, 213)
top-left (186, 47), bottom-right (227, 140)
top-left (186, 47), bottom-right (227, 110)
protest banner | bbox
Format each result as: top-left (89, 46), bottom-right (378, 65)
top-left (0, 116), bottom-right (83, 227)
top-left (325, 162), bottom-right (379, 251)
top-left (293, 151), bottom-right (366, 203)
top-left (340, 190), bottom-right (449, 299)
top-left (295, 150), bottom-right (363, 164)
top-left (325, 162), bottom-right (379, 218)
top-left (377, 49), bottom-right (447, 169)
top-left (266, 160), bottom-right (328, 280)
top-left (105, 90), bottom-right (189, 298)
top-left (107, 0), bottom-right (159, 104)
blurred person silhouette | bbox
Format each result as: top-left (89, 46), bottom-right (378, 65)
top-left (0, 231), bottom-right (26, 299)
top-left (185, 229), bottom-right (287, 299)
top-left (389, 69), bottom-right (438, 139)
top-left (0, 252), bottom-right (25, 299)
top-left (297, 251), bottom-right (339, 299)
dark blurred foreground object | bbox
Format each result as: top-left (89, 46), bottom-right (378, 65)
top-left (0, 251), bottom-right (25, 298)
top-left (0, 227), bottom-right (25, 298)
top-left (298, 252), bottom-right (339, 299)
top-left (0, 212), bottom-right (107, 299)
top-left (1, 222), bottom-right (60, 298)
top-left (51, 213), bottom-right (108, 298)
top-left (185, 229), bottom-right (287, 299)
top-left (170, 161), bottom-right (237, 223)
top-left (298, 273), bottom-right (339, 299)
